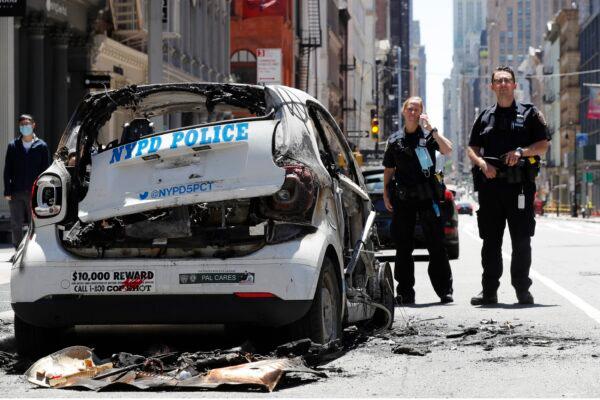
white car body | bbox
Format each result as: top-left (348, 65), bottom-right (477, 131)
top-left (11, 84), bottom-right (393, 354)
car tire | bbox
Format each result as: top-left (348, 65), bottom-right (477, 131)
top-left (15, 316), bottom-right (64, 358)
top-left (287, 257), bottom-right (342, 344)
top-left (447, 244), bottom-right (460, 260)
top-left (372, 262), bottom-right (395, 328)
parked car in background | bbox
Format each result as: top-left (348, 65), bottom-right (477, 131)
top-left (534, 194), bottom-right (544, 215)
top-left (11, 83), bottom-right (395, 357)
top-left (362, 167), bottom-right (459, 259)
top-left (456, 201), bottom-right (474, 215)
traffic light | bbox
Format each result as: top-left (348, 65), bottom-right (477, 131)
top-left (370, 117), bottom-right (379, 141)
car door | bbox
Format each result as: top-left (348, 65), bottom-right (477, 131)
top-left (307, 104), bottom-right (371, 253)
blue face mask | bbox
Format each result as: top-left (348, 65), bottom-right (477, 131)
top-left (20, 125), bottom-right (33, 136)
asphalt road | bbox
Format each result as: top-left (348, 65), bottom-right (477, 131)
top-left (1, 216), bottom-right (600, 397)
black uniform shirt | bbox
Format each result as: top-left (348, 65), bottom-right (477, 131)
top-left (382, 127), bottom-right (439, 187)
top-left (468, 101), bottom-right (550, 159)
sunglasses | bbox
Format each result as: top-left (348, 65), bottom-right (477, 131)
top-left (493, 78), bottom-right (514, 84)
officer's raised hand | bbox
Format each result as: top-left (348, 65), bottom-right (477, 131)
top-left (419, 114), bottom-right (433, 131)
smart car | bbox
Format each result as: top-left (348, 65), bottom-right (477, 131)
top-left (11, 83), bottom-right (394, 356)
top-left (456, 201), bottom-right (474, 215)
top-left (362, 167), bottom-right (459, 259)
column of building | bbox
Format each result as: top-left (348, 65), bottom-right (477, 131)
top-left (0, 17), bottom-right (15, 216)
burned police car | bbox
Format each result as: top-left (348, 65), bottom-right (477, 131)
top-left (11, 83), bottom-right (394, 356)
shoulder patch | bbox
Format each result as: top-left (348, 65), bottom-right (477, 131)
top-left (388, 131), bottom-right (403, 144)
top-left (536, 110), bottom-right (547, 126)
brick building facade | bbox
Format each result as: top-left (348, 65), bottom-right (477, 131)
top-left (230, 0), bottom-right (294, 86)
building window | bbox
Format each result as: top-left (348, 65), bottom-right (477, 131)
top-left (230, 50), bottom-right (257, 84)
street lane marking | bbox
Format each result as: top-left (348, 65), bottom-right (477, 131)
top-left (529, 270), bottom-right (600, 325)
top-left (463, 225), bottom-right (600, 325)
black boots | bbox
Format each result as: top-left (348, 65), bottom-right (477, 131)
top-left (470, 291), bottom-right (498, 305)
top-left (440, 294), bottom-right (454, 303)
top-left (470, 291), bottom-right (534, 305)
top-left (516, 291), bottom-right (534, 304)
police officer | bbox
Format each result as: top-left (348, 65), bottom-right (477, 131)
top-left (467, 66), bottom-right (550, 305)
top-left (383, 96), bottom-right (454, 304)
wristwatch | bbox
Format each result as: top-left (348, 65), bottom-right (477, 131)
top-left (515, 147), bottom-right (524, 157)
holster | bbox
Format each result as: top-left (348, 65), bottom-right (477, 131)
top-left (432, 172), bottom-right (445, 200)
top-left (395, 182), bottom-right (434, 201)
top-left (472, 166), bottom-right (485, 192)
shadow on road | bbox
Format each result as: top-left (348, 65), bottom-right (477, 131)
top-left (472, 303), bottom-right (558, 309)
top-left (400, 302), bottom-right (454, 308)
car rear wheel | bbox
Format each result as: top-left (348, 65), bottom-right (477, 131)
top-left (15, 315), bottom-right (65, 358)
top-left (288, 258), bottom-right (342, 344)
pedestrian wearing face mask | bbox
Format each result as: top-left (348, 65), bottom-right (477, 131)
top-left (4, 114), bottom-right (50, 249)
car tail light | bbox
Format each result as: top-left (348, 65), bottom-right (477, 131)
top-left (262, 165), bottom-right (316, 218)
top-left (444, 226), bottom-right (457, 235)
top-left (444, 189), bottom-right (454, 202)
top-left (31, 174), bottom-right (62, 218)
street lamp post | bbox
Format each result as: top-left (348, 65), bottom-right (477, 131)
top-left (569, 121), bottom-right (579, 217)
top-left (375, 60), bottom-right (380, 154)
top-left (574, 132), bottom-right (578, 217)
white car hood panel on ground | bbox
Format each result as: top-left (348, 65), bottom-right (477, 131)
top-left (79, 120), bottom-right (284, 222)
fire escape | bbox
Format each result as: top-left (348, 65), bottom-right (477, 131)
top-left (297, 0), bottom-right (322, 93)
top-left (109, 0), bottom-right (146, 51)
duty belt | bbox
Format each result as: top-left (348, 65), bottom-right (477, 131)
top-left (395, 181), bottom-right (439, 201)
top-left (485, 160), bottom-right (538, 184)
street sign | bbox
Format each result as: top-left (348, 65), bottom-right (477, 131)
top-left (256, 48), bottom-right (282, 85)
top-left (576, 132), bottom-right (588, 147)
top-left (84, 74), bottom-right (111, 89)
top-left (586, 172), bottom-right (594, 183)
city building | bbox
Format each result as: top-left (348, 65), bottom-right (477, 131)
top-left (409, 19), bottom-right (426, 103)
top-left (485, 0), bottom-right (573, 99)
top-left (0, 0), bottom-right (104, 221)
top-left (91, 0), bottom-right (230, 136)
top-left (556, 8), bottom-right (581, 215)
top-left (542, 19), bottom-right (564, 211)
top-left (578, 0), bottom-right (600, 213)
top-left (346, 0), bottom-right (378, 152)
top-left (229, 0), bottom-right (294, 86)
top-left (537, 8), bottom-right (581, 214)
top-left (446, 0), bottom-right (486, 179)
top-left (389, 0), bottom-right (410, 103)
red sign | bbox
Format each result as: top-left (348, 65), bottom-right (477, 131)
top-left (242, 0), bottom-right (287, 18)
top-left (587, 86), bottom-right (600, 120)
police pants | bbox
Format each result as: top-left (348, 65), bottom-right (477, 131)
top-left (391, 198), bottom-right (453, 299)
top-left (476, 180), bottom-right (535, 294)
top-left (9, 191), bottom-right (31, 249)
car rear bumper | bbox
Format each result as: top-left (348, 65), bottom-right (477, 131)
top-left (12, 295), bottom-right (312, 328)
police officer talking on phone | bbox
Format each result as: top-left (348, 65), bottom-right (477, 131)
top-left (383, 96), bottom-right (454, 305)
top-left (467, 66), bottom-right (550, 305)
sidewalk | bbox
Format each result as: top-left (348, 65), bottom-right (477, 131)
top-left (0, 245), bottom-right (13, 286)
top-left (539, 213), bottom-right (600, 224)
